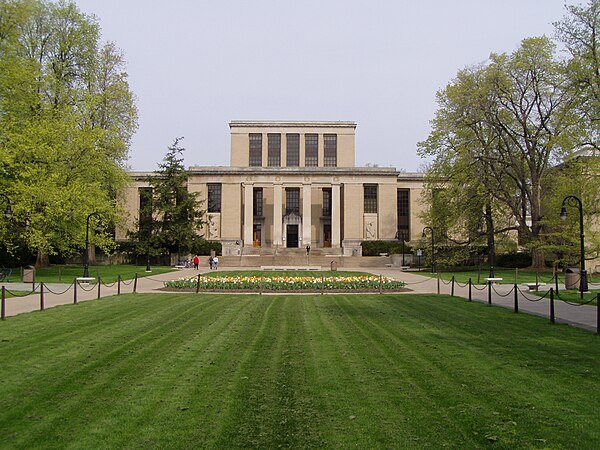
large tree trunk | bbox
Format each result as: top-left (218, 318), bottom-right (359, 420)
top-left (531, 247), bottom-right (545, 269)
top-left (35, 250), bottom-right (50, 268)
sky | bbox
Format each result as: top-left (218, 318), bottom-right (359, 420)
top-left (73, 0), bottom-right (571, 172)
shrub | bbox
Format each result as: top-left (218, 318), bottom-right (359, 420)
top-left (495, 252), bottom-right (532, 268)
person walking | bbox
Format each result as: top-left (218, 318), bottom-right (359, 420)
top-left (193, 255), bottom-right (199, 270)
top-left (209, 256), bottom-right (213, 270)
top-left (213, 256), bottom-right (219, 270)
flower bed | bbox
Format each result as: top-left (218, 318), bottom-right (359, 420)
top-left (164, 275), bottom-right (405, 291)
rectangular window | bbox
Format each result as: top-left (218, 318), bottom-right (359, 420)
top-left (322, 188), bottom-right (332, 216)
top-left (249, 133), bottom-right (262, 166)
top-left (268, 134), bottom-right (281, 166)
top-left (286, 134), bottom-right (299, 166)
top-left (397, 189), bottom-right (410, 237)
top-left (286, 188), bottom-right (300, 215)
top-left (253, 187), bottom-right (263, 217)
top-left (364, 184), bottom-right (378, 214)
top-left (324, 134), bottom-right (337, 167)
top-left (208, 183), bottom-right (222, 213)
top-left (305, 134), bottom-right (318, 166)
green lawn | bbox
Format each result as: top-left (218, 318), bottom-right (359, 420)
top-left (19, 265), bottom-right (175, 283)
top-left (0, 294), bottom-right (599, 448)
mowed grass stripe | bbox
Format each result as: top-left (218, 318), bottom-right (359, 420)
top-left (0, 294), bottom-right (599, 448)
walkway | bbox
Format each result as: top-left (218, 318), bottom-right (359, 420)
top-left (1, 267), bottom-right (598, 334)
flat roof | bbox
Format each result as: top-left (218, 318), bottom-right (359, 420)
top-left (229, 120), bottom-right (357, 129)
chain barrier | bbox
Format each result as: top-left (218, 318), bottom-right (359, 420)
top-left (43, 282), bottom-right (75, 295)
top-left (77, 281), bottom-right (98, 292)
top-left (4, 287), bottom-right (37, 297)
top-left (439, 277), bottom-right (453, 286)
top-left (556, 295), bottom-right (596, 307)
top-left (491, 284), bottom-right (516, 298)
top-left (454, 280), bottom-right (470, 288)
top-left (516, 286), bottom-right (551, 302)
top-left (120, 278), bottom-right (135, 286)
top-left (100, 279), bottom-right (117, 288)
top-left (472, 283), bottom-right (487, 291)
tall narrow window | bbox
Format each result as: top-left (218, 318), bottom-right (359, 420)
top-left (397, 189), bottom-right (410, 237)
top-left (249, 133), bottom-right (262, 166)
top-left (286, 134), bottom-right (299, 166)
top-left (324, 134), bottom-right (337, 167)
top-left (364, 184), bottom-right (378, 213)
top-left (208, 183), bottom-right (222, 213)
top-left (322, 188), bottom-right (332, 216)
top-left (285, 188), bottom-right (300, 215)
top-left (268, 134), bottom-right (281, 166)
top-left (253, 187), bottom-right (263, 217)
top-left (305, 134), bottom-right (318, 166)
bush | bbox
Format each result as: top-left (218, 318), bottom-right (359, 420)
top-left (361, 240), bottom-right (405, 256)
top-left (495, 252), bottom-right (532, 268)
top-left (192, 238), bottom-right (222, 256)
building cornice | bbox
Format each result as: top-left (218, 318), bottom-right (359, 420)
top-left (229, 120), bottom-right (357, 129)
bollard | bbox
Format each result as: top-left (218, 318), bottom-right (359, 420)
top-left (488, 281), bottom-right (492, 305)
top-left (468, 278), bottom-right (472, 302)
top-left (74, 278), bottom-right (78, 304)
top-left (437, 273), bottom-right (440, 295)
top-left (514, 283), bottom-right (519, 313)
top-left (1, 286), bottom-right (5, 320)
top-left (117, 275), bottom-right (121, 296)
top-left (550, 288), bottom-right (555, 324)
top-left (555, 272), bottom-right (559, 296)
top-left (97, 276), bottom-right (101, 299)
top-left (133, 273), bottom-right (138, 293)
top-left (451, 276), bottom-right (455, 297)
top-left (597, 293), bottom-right (600, 335)
top-left (196, 274), bottom-right (201, 294)
top-left (40, 282), bottom-right (45, 311)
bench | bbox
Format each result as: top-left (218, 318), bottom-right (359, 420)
top-left (260, 266), bottom-right (321, 271)
top-left (76, 277), bottom-right (96, 284)
top-left (523, 282), bottom-right (546, 291)
top-left (485, 277), bottom-right (504, 284)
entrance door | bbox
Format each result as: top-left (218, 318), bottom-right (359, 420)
top-left (253, 224), bottom-right (261, 247)
top-left (323, 224), bottom-right (332, 248)
top-left (286, 224), bottom-right (299, 248)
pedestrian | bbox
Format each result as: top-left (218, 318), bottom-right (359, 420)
top-left (193, 255), bottom-right (199, 270)
top-left (209, 256), bottom-right (213, 270)
top-left (306, 244), bottom-right (310, 256)
top-left (213, 255), bottom-right (219, 270)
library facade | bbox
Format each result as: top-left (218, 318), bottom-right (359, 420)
top-left (118, 121), bottom-right (426, 257)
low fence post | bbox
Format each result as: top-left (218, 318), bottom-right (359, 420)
top-left (487, 281), bottom-right (492, 305)
top-left (550, 288), bottom-right (555, 324)
top-left (451, 276), bottom-right (455, 297)
top-left (555, 273), bottom-right (559, 296)
top-left (468, 278), bottom-right (472, 302)
top-left (596, 293), bottom-right (599, 336)
top-left (97, 276), bottom-right (101, 299)
top-left (117, 275), bottom-right (121, 296)
top-left (40, 282), bottom-right (44, 311)
top-left (514, 283), bottom-right (519, 313)
top-left (1, 286), bottom-right (5, 320)
top-left (74, 278), bottom-right (78, 304)
top-left (195, 274), bottom-right (201, 294)
top-left (133, 273), bottom-right (138, 293)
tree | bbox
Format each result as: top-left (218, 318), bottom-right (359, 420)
top-left (419, 37), bottom-right (582, 268)
top-left (0, 0), bottom-right (137, 266)
top-left (129, 138), bottom-right (205, 262)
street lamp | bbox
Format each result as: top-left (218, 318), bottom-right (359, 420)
top-left (0, 193), bottom-right (12, 218)
top-left (560, 195), bottom-right (588, 297)
top-left (396, 229), bottom-right (408, 266)
top-left (422, 226), bottom-right (435, 273)
top-left (83, 212), bottom-right (102, 278)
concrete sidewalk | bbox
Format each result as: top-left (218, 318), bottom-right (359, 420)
top-left (1, 267), bottom-right (598, 333)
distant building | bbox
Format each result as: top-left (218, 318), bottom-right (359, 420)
top-left (117, 121), bottom-right (426, 256)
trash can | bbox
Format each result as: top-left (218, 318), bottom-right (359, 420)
top-left (564, 267), bottom-right (580, 290)
top-left (23, 266), bottom-right (36, 283)
top-left (330, 261), bottom-right (338, 271)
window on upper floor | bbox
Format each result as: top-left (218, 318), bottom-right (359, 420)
top-left (305, 134), bottom-right (318, 166)
top-left (324, 134), bottom-right (337, 167)
top-left (286, 134), bottom-right (299, 167)
top-left (268, 134), bottom-right (281, 167)
top-left (249, 134), bottom-right (262, 166)
top-left (208, 183), bottom-right (222, 213)
top-left (286, 188), bottom-right (300, 215)
top-left (253, 187), bottom-right (263, 217)
top-left (397, 189), bottom-right (410, 237)
top-left (364, 184), bottom-right (378, 213)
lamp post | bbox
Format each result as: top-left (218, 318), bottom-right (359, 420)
top-left (396, 229), bottom-right (407, 266)
top-left (422, 226), bottom-right (435, 273)
top-left (83, 212), bottom-right (102, 278)
top-left (0, 193), bottom-right (12, 218)
top-left (560, 195), bottom-right (588, 297)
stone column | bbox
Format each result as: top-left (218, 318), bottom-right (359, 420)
top-left (273, 183), bottom-right (283, 247)
top-left (302, 184), bottom-right (312, 246)
top-left (332, 183), bottom-right (341, 247)
top-left (243, 183), bottom-right (253, 247)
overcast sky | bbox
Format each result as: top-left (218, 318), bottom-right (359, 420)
top-left (73, 0), bottom-right (570, 172)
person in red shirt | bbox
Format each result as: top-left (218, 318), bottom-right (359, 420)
top-left (193, 255), bottom-right (199, 270)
